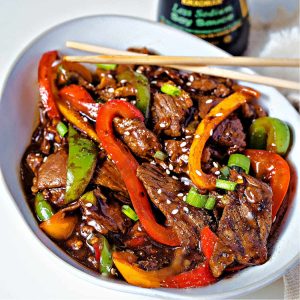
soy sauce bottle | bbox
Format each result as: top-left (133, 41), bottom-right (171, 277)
top-left (158, 0), bottom-right (250, 55)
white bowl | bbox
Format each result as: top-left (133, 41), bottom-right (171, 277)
top-left (0, 15), bottom-right (299, 299)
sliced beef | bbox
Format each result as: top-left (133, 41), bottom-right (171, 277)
top-left (190, 78), bottom-right (217, 92)
top-left (152, 92), bottom-right (193, 137)
top-left (26, 152), bottom-right (43, 176)
top-left (211, 116), bottom-right (246, 154)
top-left (210, 175), bottom-right (273, 277)
top-left (93, 159), bottom-right (127, 194)
top-left (137, 163), bottom-right (214, 249)
top-left (37, 149), bottom-right (67, 189)
top-left (195, 95), bottom-right (221, 119)
top-left (81, 190), bottom-right (131, 234)
top-left (241, 102), bottom-right (267, 119)
top-left (113, 117), bottom-right (161, 159)
top-left (164, 139), bottom-right (191, 173)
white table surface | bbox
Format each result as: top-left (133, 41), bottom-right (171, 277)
top-left (0, 0), bottom-right (285, 299)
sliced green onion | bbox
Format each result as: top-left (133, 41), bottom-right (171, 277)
top-left (153, 150), bottom-right (168, 161)
top-left (228, 154), bottom-right (250, 174)
top-left (216, 179), bottom-right (237, 191)
top-left (122, 205), bottom-right (139, 221)
top-left (220, 166), bottom-right (230, 179)
top-left (97, 64), bottom-right (117, 71)
top-left (80, 191), bottom-right (97, 206)
top-left (34, 193), bottom-right (55, 221)
top-left (56, 121), bottom-right (68, 137)
top-left (161, 83), bottom-right (181, 96)
top-left (205, 197), bottom-right (216, 210)
top-left (186, 187), bottom-right (208, 208)
top-left (100, 235), bottom-right (112, 275)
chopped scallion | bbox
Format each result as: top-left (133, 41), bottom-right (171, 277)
top-left (219, 166), bottom-right (230, 179)
top-left (161, 83), bottom-right (181, 96)
top-left (228, 154), bottom-right (250, 174)
top-left (122, 205), bottom-right (139, 221)
top-left (216, 179), bottom-right (237, 191)
top-left (97, 64), bottom-right (117, 71)
top-left (186, 187), bottom-right (207, 208)
top-left (56, 121), bottom-right (68, 137)
top-left (153, 150), bottom-right (168, 161)
top-left (205, 197), bottom-right (216, 210)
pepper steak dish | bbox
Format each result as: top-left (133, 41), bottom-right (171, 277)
top-left (21, 48), bottom-right (291, 288)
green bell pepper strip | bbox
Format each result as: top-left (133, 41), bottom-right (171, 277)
top-left (64, 126), bottom-right (98, 204)
top-left (249, 117), bottom-right (290, 155)
top-left (100, 235), bottom-right (113, 275)
top-left (117, 67), bottom-right (151, 119)
top-left (80, 190), bottom-right (97, 206)
top-left (34, 192), bottom-right (55, 221)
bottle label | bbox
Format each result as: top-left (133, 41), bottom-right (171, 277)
top-left (159, 0), bottom-right (248, 40)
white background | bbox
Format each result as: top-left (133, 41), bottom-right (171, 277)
top-left (0, 0), bottom-right (285, 299)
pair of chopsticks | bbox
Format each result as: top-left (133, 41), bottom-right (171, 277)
top-left (64, 41), bottom-right (300, 90)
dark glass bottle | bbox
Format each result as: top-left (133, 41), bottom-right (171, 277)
top-left (158, 0), bottom-right (250, 56)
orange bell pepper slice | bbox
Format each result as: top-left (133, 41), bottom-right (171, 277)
top-left (188, 88), bottom-right (259, 190)
top-left (40, 210), bottom-right (77, 240)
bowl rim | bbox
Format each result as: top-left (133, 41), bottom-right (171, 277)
top-left (0, 14), bottom-right (299, 300)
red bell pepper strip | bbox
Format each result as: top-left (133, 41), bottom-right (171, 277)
top-left (162, 226), bottom-right (217, 288)
top-left (96, 100), bottom-right (179, 246)
top-left (38, 51), bottom-right (60, 119)
top-left (200, 226), bottom-right (219, 259)
top-left (59, 84), bottom-right (99, 120)
top-left (244, 149), bottom-right (290, 220)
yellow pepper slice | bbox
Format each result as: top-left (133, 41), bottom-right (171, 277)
top-left (188, 88), bottom-right (259, 190)
top-left (112, 249), bottom-right (184, 288)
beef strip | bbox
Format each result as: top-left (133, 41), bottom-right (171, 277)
top-left (137, 163), bottom-right (214, 249)
top-left (164, 139), bottom-right (191, 173)
top-left (26, 152), bottom-right (43, 176)
top-left (210, 175), bottom-right (273, 277)
top-left (113, 117), bottom-right (162, 159)
top-left (211, 115), bottom-right (246, 154)
top-left (81, 189), bottom-right (131, 234)
top-left (93, 159), bottom-right (127, 194)
top-left (152, 92), bottom-right (193, 137)
top-left (37, 149), bottom-right (67, 189)
top-left (195, 95), bottom-right (221, 119)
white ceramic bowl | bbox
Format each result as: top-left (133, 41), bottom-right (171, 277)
top-left (0, 15), bottom-right (299, 299)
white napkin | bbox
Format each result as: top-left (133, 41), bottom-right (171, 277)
top-left (284, 264), bottom-right (300, 300)
top-left (246, 0), bottom-right (300, 111)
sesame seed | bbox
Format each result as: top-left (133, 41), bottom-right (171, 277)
top-left (150, 160), bottom-right (156, 165)
top-left (108, 87), bottom-right (115, 93)
top-left (137, 226), bottom-right (142, 232)
top-left (206, 99), bottom-right (213, 104)
top-left (120, 98), bottom-right (127, 101)
top-left (210, 129), bottom-right (214, 136)
top-left (189, 75), bottom-right (194, 82)
top-left (169, 163), bottom-right (174, 170)
top-left (177, 193), bottom-right (184, 197)
top-left (151, 80), bottom-right (157, 84)
top-left (166, 199), bottom-right (171, 204)
top-left (180, 141), bottom-right (187, 147)
top-left (124, 131), bottom-right (130, 136)
top-left (195, 134), bottom-right (200, 139)
top-left (172, 175), bottom-right (179, 180)
top-left (215, 112), bottom-right (223, 117)
top-left (182, 148), bottom-right (188, 153)
top-left (183, 207), bottom-right (189, 213)
top-left (158, 189), bottom-right (162, 194)
top-left (120, 79), bottom-right (127, 84)
top-left (213, 162), bottom-right (218, 168)
top-left (43, 156), bottom-right (48, 162)
top-left (215, 171), bottom-right (221, 175)
top-left (171, 209), bottom-right (179, 215)
top-left (196, 170), bottom-right (202, 176)
top-left (186, 82), bottom-right (191, 86)
top-left (225, 132), bottom-right (230, 136)
top-left (160, 123), bottom-right (166, 128)
top-left (183, 195), bottom-right (187, 201)
top-left (131, 100), bottom-right (136, 105)
top-left (107, 74), bottom-right (113, 79)
top-left (166, 169), bottom-right (171, 175)
top-left (186, 170), bottom-right (190, 175)
top-left (185, 135), bottom-right (192, 139)
top-left (180, 155), bottom-right (189, 163)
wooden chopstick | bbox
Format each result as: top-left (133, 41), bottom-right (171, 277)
top-left (64, 54), bottom-right (300, 67)
top-left (65, 41), bottom-right (300, 90)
